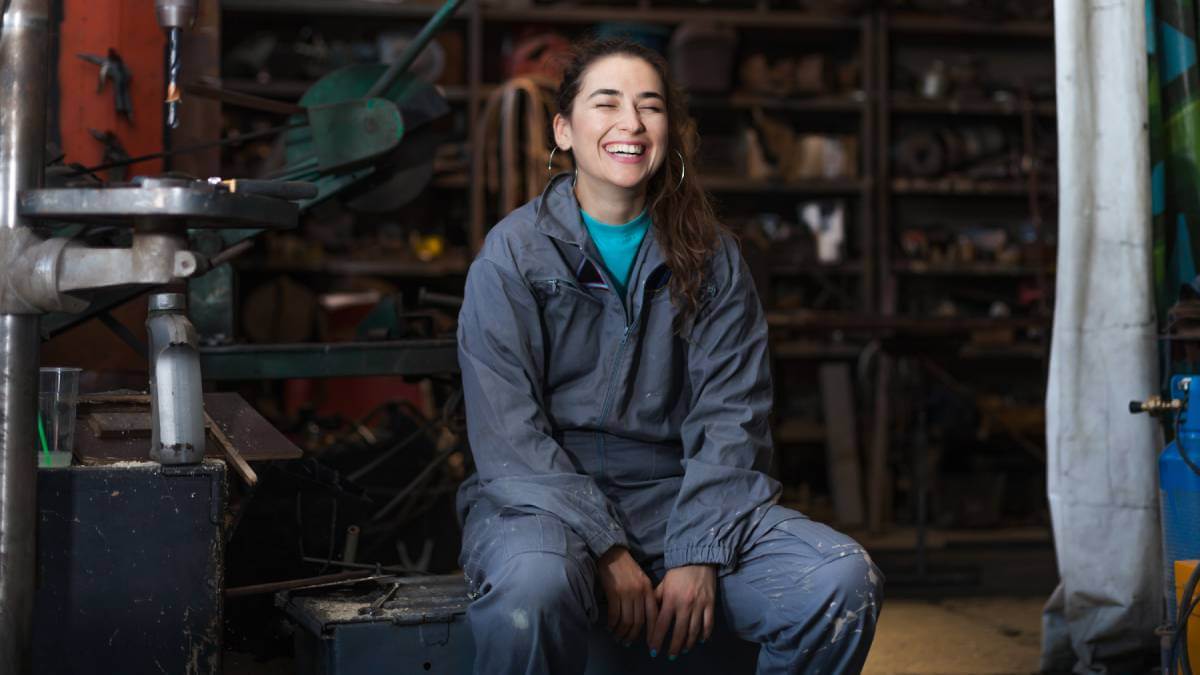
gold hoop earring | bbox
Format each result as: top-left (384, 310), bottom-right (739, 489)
top-left (675, 149), bottom-right (686, 191)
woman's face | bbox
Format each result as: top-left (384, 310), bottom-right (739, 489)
top-left (554, 54), bottom-right (670, 195)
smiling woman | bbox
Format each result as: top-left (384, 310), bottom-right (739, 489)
top-left (455, 37), bottom-right (882, 675)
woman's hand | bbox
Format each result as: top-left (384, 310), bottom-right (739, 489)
top-left (597, 547), bottom-right (659, 646)
top-left (650, 564), bottom-right (716, 659)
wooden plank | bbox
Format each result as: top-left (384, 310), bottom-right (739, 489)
top-left (87, 412), bottom-right (152, 439)
top-left (867, 354), bottom-right (894, 533)
top-left (205, 411), bottom-right (258, 487)
top-left (74, 392), bottom-right (302, 464)
top-left (819, 363), bottom-right (864, 527)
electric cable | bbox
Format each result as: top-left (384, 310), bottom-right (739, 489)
top-left (1172, 559), bottom-right (1200, 675)
top-left (1172, 414), bottom-right (1200, 478)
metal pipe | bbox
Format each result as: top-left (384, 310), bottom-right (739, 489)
top-left (0, 1), bottom-right (51, 670)
top-left (0, 317), bottom-right (38, 672)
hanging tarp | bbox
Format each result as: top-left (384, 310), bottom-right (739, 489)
top-left (1043, 1), bottom-right (1163, 672)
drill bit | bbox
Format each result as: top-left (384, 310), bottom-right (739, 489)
top-left (165, 26), bottom-right (181, 129)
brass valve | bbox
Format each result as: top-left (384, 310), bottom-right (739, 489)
top-left (1129, 396), bottom-right (1184, 417)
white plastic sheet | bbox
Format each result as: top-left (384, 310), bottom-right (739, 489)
top-left (1044, 1), bottom-right (1163, 671)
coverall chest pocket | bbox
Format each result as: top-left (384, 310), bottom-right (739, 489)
top-left (530, 279), bottom-right (606, 388)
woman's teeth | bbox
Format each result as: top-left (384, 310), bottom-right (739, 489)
top-left (605, 144), bottom-right (644, 156)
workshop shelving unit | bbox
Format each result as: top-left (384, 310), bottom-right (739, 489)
top-left (870, 6), bottom-right (1057, 531)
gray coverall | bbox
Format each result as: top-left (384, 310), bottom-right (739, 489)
top-left (456, 174), bottom-right (881, 674)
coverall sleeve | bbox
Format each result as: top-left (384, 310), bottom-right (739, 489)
top-left (664, 243), bottom-right (781, 570)
top-left (458, 256), bottom-right (630, 558)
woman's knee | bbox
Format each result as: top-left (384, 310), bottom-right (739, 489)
top-left (811, 550), bottom-right (883, 614)
top-left (486, 551), bottom-right (594, 619)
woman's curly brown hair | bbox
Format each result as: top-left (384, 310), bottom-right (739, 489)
top-left (555, 38), bottom-right (723, 323)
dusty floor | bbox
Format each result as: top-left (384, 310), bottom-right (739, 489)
top-left (864, 596), bottom-right (1044, 674)
top-left (228, 596), bottom-right (1049, 675)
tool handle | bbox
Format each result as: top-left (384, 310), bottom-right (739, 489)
top-left (365, 0), bottom-right (468, 98)
top-left (224, 179), bottom-right (318, 201)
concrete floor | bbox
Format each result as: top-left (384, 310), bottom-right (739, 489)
top-left (864, 596), bottom-right (1045, 675)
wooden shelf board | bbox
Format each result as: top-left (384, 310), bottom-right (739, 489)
top-left (481, 6), bottom-right (860, 29)
top-left (432, 172), bottom-right (469, 188)
top-left (957, 343), bottom-right (1046, 360)
top-left (774, 418), bottom-right (827, 444)
top-left (771, 341), bottom-right (862, 360)
top-left (770, 262), bottom-right (864, 276)
top-left (245, 253), bottom-right (470, 277)
top-left (222, 0), bottom-right (457, 19)
top-left (892, 261), bottom-right (1055, 277)
top-left (222, 78), bottom-right (309, 100)
top-left (891, 178), bottom-right (1054, 197)
top-left (704, 175), bottom-right (865, 194)
top-left (889, 13), bottom-right (1054, 38)
top-left (890, 94), bottom-right (1056, 117)
top-left (690, 94), bottom-right (866, 113)
top-left (766, 310), bottom-right (1050, 334)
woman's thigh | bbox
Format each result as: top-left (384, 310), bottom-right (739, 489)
top-left (718, 512), bottom-right (882, 645)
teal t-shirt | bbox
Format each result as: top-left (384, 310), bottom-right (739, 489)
top-left (580, 208), bottom-right (651, 299)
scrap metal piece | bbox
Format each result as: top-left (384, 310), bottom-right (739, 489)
top-left (147, 292), bottom-right (205, 465)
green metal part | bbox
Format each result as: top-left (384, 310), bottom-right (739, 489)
top-left (188, 231), bottom-right (236, 343)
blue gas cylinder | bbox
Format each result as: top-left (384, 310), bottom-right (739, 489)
top-left (1161, 376), bottom-right (1200, 623)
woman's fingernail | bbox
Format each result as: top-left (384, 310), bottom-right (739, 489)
top-left (683, 649), bottom-right (690, 655)
top-left (623, 642), bottom-right (631, 648)
top-left (650, 649), bottom-right (658, 658)
top-left (669, 655), bottom-right (677, 662)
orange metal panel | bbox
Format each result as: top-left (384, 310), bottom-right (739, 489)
top-left (58, 0), bottom-right (165, 173)
top-left (1177, 560), bottom-right (1200, 674)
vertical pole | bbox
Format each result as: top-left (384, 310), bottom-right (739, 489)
top-left (0, 1), bottom-right (50, 671)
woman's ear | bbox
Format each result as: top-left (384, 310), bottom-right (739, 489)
top-left (552, 113), bottom-right (572, 152)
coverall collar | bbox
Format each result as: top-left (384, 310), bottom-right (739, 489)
top-left (534, 173), bottom-right (664, 269)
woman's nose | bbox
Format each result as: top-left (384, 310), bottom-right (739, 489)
top-left (617, 104), bottom-right (645, 133)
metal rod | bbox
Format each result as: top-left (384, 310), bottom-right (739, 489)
top-left (364, 0), bottom-right (468, 99)
top-left (66, 120), bottom-right (306, 177)
top-left (224, 570), bottom-right (373, 599)
top-left (0, 1), bottom-right (51, 670)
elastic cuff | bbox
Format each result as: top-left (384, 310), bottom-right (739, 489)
top-left (664, 544), bottom-right (735, 570)
top-left (585, 525), bottom-right (628, 559)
